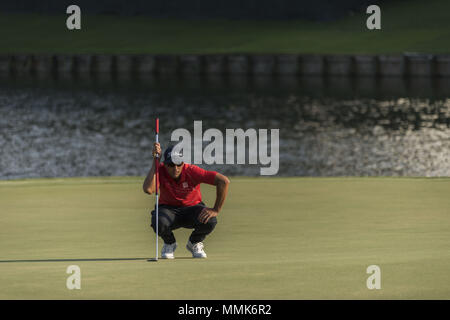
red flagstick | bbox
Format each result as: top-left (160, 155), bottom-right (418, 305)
top-left (155, 118), bottom-right (159, 261)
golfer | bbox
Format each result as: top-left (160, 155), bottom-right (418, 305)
top-left (143, 143), bottom-right (230, 259)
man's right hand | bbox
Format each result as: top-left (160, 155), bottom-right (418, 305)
top-left (152, 142), bottom-right (162, 159)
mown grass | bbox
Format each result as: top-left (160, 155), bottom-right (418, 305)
top-left (0, 0), bottom-right (449, 54)
top-left (0, 176), bottom-right (449, 299)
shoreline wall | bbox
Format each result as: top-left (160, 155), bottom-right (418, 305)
top-left (0, 54), bottom-right (449, 78)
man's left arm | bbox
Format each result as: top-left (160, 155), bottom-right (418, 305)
top-left (198, 173), bottom-right (230, 224)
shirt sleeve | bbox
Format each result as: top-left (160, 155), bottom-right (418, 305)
top-left (189, 164), bottom-right (217, 185)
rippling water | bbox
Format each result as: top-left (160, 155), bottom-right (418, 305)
top-left (0, 75), bottom-right (449, 178)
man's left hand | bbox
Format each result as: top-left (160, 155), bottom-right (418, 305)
top-left (198, 208), bottom-right (218, 224)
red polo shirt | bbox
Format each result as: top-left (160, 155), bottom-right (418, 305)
top-left (157, 163), bottom-right (217, 207)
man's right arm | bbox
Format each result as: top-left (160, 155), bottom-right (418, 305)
top-left (143, 142), bottom-right (161, 194)
top-left (142, 160), bottom-right (156, 194)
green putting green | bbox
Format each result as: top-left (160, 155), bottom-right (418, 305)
top-left (0, 0), bottom-right (449, 54)
top-left (0, 177), bottom-right (449, 299)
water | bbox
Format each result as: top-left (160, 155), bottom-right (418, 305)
top-left (0, 74), bottom-right (449, 179)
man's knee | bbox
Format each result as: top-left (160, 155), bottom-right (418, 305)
top-left (204, 217), bottom-right (217, 231)
top-left (151, 210), bottom-right (174, 234)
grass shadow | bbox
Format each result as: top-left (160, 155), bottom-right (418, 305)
top-left (0, 257), bottom-right (151, 263)
top-left (0, 256), bottom-right (197, 263)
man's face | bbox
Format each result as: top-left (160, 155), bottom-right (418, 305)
top-left (164, 162), bottom-right (184, 179)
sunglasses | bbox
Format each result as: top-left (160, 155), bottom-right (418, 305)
top-left (165, 162), bottom-right (184, 168)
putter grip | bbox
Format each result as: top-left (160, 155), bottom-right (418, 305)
top-left (155, 159), bottom-right (159, 196)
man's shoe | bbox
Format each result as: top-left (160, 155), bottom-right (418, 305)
top-left (186, 240), bottom-right (207, 258)
top-left (161, 242), bottom-right (177, 259)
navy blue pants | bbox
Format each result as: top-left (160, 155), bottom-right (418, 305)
top-left (151, 202), bottom-right (217, 244)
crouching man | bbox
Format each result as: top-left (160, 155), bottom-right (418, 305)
top-left (143, 143), bottom-right (230, 259)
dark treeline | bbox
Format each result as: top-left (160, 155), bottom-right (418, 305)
top-left (0, 0), bottom-right (390, 21)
